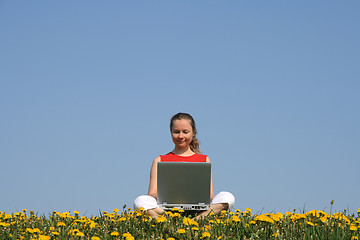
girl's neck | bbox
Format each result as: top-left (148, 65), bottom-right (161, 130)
top-left (172, 147), bottom-right (195, 156)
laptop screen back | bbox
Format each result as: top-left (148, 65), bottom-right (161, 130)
top-left (157, 162), bottom-right (211, 205)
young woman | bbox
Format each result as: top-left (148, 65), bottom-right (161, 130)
top-left (134, 113), bottom-right (235, 218)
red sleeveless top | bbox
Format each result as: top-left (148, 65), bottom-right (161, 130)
top-left (160, 152), bottom-right (207, 162)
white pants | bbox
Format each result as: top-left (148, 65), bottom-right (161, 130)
top-left (134, 191), bottom-right (235, 211)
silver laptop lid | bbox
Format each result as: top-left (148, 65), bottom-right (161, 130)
top-left (157, 162), bottom-right (211, 207)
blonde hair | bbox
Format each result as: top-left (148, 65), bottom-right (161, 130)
top-left (170, 113), bottom-right (201, 154)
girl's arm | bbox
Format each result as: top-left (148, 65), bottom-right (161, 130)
top-left (148, 157), bottom-right (161, 199)
top-left (206, 156), bottom-right (215, 200)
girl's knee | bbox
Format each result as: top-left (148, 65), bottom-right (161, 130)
top-left (133, 195), bottom-right (158, 210)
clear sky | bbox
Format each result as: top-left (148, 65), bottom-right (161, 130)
top-left (1, 1), bottom-right (359, 216)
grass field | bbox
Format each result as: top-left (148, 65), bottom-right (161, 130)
top-left (1, 206), bottom-right (359, 239)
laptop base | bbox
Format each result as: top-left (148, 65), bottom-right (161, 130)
top-left (159, 203), bottom-right (209, 211)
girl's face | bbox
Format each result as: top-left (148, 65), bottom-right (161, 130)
top-left (171, 119), bottom-right (194, 150)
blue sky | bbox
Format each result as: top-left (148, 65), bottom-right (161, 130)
top-left (1, 1), bottom-right (359, 216)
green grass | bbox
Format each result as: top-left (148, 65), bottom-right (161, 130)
top-left (1, 207), bottom-right (359, 239)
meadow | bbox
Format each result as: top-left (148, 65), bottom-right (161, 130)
top-left (1, 206), bottom-right (359, 239)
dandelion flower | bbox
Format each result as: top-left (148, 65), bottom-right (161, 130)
top-left (111, 231), bottom-right (119, 236)
top-left (74, 210), bottom-right (79, 215)
top-left (178, 229), bottom-right (186, 234)
top-left (231, 215), bottom-right (241, 222)
top-left (76, 232), bottom-right (85, 237)
top-left (91, 237), bottom-right (100, 240)
top-left (183, 217), bottom-right (192, 225)
top-left (350, 224), bottom-right (357, 231)
top-left (39, 235), bottom-right (51, 240)
top-left (202, 231), bottom-right (211, 238)
top-left (156, 215), bottom-right (167, 223)
top-left (167, 238), bottom-right (175, 240)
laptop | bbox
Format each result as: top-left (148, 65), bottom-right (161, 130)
top-left (157, 162), bottom-right (211, 211)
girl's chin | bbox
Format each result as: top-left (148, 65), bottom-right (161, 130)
top-left (175, 143), bottom-right (188, 148)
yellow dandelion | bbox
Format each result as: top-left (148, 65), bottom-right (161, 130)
top-left (76, 232), bottom-right (85, 237)
top-left (57, 221), bottom-right (66, 227)
top-left (191, 220), bottom-right (199, 226)
top-left (52, 232), bottom-right (60, 235)
top-left (221, 210), bottom-right (227, 214)
top-left (110, 231), bottom-right (119, 236)
top-left (254, 214), bottom-right (274, 224)
top-left (351, 237), bottom-right (358, 240)
top-left (183, 217), bottom-right (192, 225)
top-left (156, 215), bottom-right (167, 223)
top-left (89, 221), bottom-right (96, 229)
top-left (307, 221), bottom-right (315, 226)
top-left (74, 210), bottom-right (79, 215)
top-left (26, 228), bottom-right (34, 234)
top-left (249, 220), bottom-right (256, 224)
top-left (166, 211), bottom-right (174, 217)
top-left (350, 224), bottom-right (357, 231)
top-left (202, 231), bottom-right (211, 238)
top-left (119, 217), bottom-right (127, 221)
top-left (231, 215), bottom-right (241, 222)
top-left (113, 208), bottom-right (119, 212)
top-left (91, 237), bottom-right (100, 240)
top-left (272, 232), bottom-right (279, 237)
top-left (204, 225), bottom-right (211, 230)
top-left (126, 236), bottom-right (135, 240)
top-left (38, 235), bottom-right (51, 240)
top-left (246, 208), bottom-right (252, 212)
top-left (171, 207), bottom-right (179, 211)
top-left (178, 229), bottom-right (186, 234)
top-left (138, 207), bottom-right (145, 211)
top-left (167, 238), bottom-right (175, 240)
top-left (33, 228), bottom-right (41, 233)
top-left (192, 227), bottom-right (199, 231)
